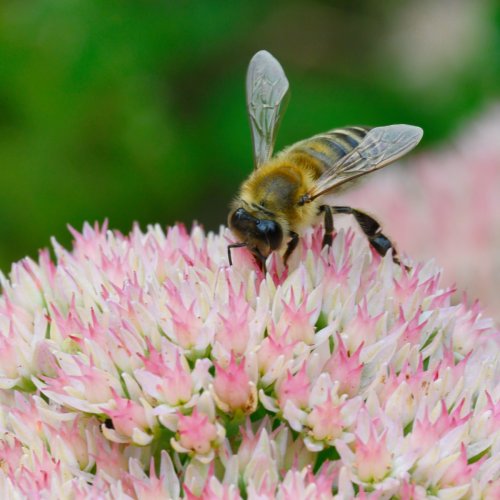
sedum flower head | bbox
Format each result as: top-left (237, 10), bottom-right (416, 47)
top-left (0, 221), bottom-right (498, 498)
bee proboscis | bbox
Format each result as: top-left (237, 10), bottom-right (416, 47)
top-left (228, 50), bottom-right (423, 270)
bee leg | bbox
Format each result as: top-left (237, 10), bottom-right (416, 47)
top-left (332, 206), bottom-right (405, 267)
top-left (253, 248), bottom-right (267, 273)
top-left (227, 242), bottom-right (248, 266)
top-left (320, 205), bottom-right (334, 247)
top-left (283, 231), bottom-right (299, 266)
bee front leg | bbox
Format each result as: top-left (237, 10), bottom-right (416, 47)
top-left (283, 231), bottom-right (299, 266)
top-left (251, 248), bottom-right (267, 273)
top-left (332, 206), bottom-right (406, 268)
top-left (227, 242), bottom-right (248, 266)
top-left (320, 205), bottom-right (334, 247)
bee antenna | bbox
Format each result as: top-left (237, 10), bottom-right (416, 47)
top-left (227, 242), bottom-right (247, 266)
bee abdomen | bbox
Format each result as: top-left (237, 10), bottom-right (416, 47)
top-left (283, 126), bottom-right (370, 175)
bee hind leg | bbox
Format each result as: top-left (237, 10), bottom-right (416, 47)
top-left (283, 231), bottom-right (299, 266)
top-left (332, 206), bottom-right (407, 268)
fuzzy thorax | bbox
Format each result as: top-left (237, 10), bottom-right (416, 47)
top-left (232, 160), bottom-right (321, 251)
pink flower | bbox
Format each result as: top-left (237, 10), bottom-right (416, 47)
top-left (165, 281), bottom-right (206, 350)
top-left (0, 435), bottom-right (24, 476)
top-left (0, 324), bottom-right (23, 380)
top-left (174, 407), bottom-right (219, 456)
top-left (45, 418), bottom-right (92, 469)
top-left (324, 337), bottom-right (363, 397)
top-left (277, 363), bottom-right (311, 410)
top-left (101, 389), bottom-right (154, 445)
top-left (341, 298), bottom-right (385, 353)
top-left (354, 427), bottom-right (393, 483)
top-left (273, 287), bottom-right (319, 344)
top-left (439, 443), bottom-right (482, 488)
top-left (215, 285), bottom-right (252, 354)
top-left (306, 394), bottom-right (344, 442)
top-left (279, 465), bottom-right (336, 499)
top-left (135, 345), bottom-right (194, 406)
top-left (13, 449), bottom-right (65, 496)
top-left (38, 356), bottom-right (122, 413)
top-left (212, 354), bottom-right (257, 413)
top-left (129, 451), bottom-right (179, 500)
top-left (185, 472), bottom-right (242, 500)
top-left (257, 327), bottom-right (296, 378)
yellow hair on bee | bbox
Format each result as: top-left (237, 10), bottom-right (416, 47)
top-left (235, 157), bottom-right (320, 247)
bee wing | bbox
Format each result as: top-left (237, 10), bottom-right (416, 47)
top-left (246, 50), bottom-right (290, 169)
top-left (305, 124), bottom-right (423, 201)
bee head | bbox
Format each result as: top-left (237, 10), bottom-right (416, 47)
top-left (228, 207), bottom-right (283, 261)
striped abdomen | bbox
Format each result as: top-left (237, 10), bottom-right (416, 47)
top-left (278, 126), bottom-right (370, 178)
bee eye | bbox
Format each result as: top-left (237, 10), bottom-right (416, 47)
top-left (256, 219), bottom-right (283, 250)
top-left (229, 207), bottom-right (258, 231)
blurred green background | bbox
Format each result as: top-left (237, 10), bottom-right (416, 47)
top-left (0, 0), bottom-right (499, 270)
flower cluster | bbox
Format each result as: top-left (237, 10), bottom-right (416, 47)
top-left (0, 221), bottom-right (498, 498)
top-left (337, 104), bottom-right (500, 322)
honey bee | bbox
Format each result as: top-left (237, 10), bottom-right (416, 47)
top-left (228, 50), bottom-right (423, 270)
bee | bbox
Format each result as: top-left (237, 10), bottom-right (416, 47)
top-left (228, 50), bottom-right (423, 270)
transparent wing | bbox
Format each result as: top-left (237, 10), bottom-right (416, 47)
top-left (246, 50), bottom-right (290, 169)
top-left (305, 124), bottom-right (423, 201)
